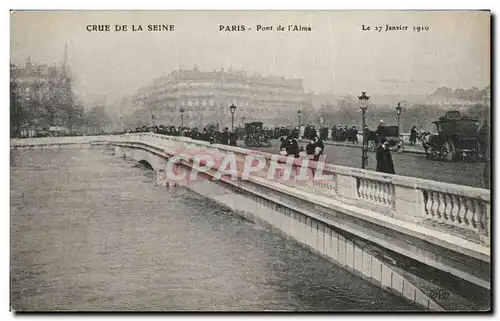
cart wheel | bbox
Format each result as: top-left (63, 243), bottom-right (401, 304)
top-left (475, 141), bottom-right (482, 161)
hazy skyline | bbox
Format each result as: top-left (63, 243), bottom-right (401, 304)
top-left (10, 10), bottom-right (490, 106)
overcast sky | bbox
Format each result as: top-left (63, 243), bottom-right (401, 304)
top-left (10, 10), bottom-right (490, 106)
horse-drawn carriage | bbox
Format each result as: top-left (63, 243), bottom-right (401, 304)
top-left (422, 111), bottom-right (482, 162)
top-left (244, 122), bottom-right (271, 147)
top-left (365, 125), bottom-right (405, 153)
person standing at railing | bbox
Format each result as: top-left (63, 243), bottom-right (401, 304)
top-left (229, 131), bottom-right (237, 146)
top-left (305, 138), bottom-right (316, 157)
top-left (410, 126), bottom-right (418, 146)
top-left (221, 127), bottom-right (229, 145)
top-left (287, 138), bottom-right (300, 158)
top-left (331, 126), bottom-right (337, 141)
top-left (376, 138), bottom-right (395, 174)
top-left (350, 126), bottom-right (359, 144)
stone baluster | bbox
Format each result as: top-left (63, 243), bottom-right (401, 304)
top-left (374, 181), bottom-right (381, 202)
top-left (359, 179), bottom-right (366, 199)
top-left (457, 196), bottom-right (466, 227)
top-left (379, 182), bottom-right (385, 204)
top-left (424, 191), bottom-right (431, 218)
top-left (356, 179), bottom-right (363, 198)
top-left (380, 182), bottom-right (387, 204)
top-left (366, 180), bottom-right (371, 200)
top-left (373, 181), bottom-right (380, 202)
top-left (366, 180), bottom-right (373, 201)
top-left (429, 192), bottom-right (436, 219)
top-left (360, 179), bottom-right (367, 199)
top-left (472, 199), bottom-right (482, 234)
top-left (431, 192), bottom-right (440, 221)
top-left (361, 179), bottom-right (368, 199)
top-left (382, 183), bottom-right (390, 205)
top-left (442, 194), bottom-right (450, 223)
top-left (437, 193), bottom-right (445, 223)
top-left (464, 198), bottom-right (474, 231)
top-left (485, 205), bottom-right (490, 242)
top-left (450, 195), bottom-right (459, 227)
top-left (370, 180), bottom-right (376, 201)
top-left (378, 181), bottom-right (384, 203)
top-left (480, 203), bottom-right (488, 236)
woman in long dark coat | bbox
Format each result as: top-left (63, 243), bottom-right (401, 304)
top-left (376, 139), bottom-right (395, 174)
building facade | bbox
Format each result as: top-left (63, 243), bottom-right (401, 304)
top-left (10, 50), bottom-right (75, 136)
top-left (129, 67), bottom-right (311, 128)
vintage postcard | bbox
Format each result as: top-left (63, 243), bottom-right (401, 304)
top-left (10, 10), bottom-right (491, 312)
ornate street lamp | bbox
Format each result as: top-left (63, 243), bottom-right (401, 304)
top-left (230, 103), bottom-right (237, 131)
top-left (396, 102), bottom-right (402, 138)
top-left (358, 92), bottom-right (370, 169)
top-left (180, 107), bottom-right (185, 128)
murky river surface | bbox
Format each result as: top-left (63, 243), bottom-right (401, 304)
top-left (11, 148), bottom-right (419, 311)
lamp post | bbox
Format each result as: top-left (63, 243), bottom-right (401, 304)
top-left (297, 110), bottom-right (302, 127)
top-left (180, 107), bottom-right (185, 128)
top-left (230, 103), bottom-right (237, 131)
top-left (358, 92), bottom-right (370, 169)
top-left (396, 102), bottom-right (402, 138)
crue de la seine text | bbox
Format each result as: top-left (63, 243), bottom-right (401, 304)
top-left (86, 24), bottom-right (175, 32)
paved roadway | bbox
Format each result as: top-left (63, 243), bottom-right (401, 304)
top-left (241, 139), bottom-right (487, 188)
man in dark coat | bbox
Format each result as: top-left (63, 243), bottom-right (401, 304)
top-left (331, 126), bottom-right (337, 141)
top-left (410, 126), bottom-right (418, 146)
top-left (229, 131), bottom-right (237, 146)
top-left (305, 139), bottom-right (316, 156)
top-left (220, 127), bottom-right (229, 145)
top-left (286, 138), bottom-right (300, 158)
top-left (376, 138), bottom-right (395, 174)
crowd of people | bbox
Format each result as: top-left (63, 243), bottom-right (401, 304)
top-left (331, 125), bottom-right (359, 143)
top-left (127, 124), bottom-right (239, 146)
top-left (278, 135), bottom-right (325, 162)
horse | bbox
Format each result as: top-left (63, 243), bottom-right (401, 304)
top-left (420, 132), bottom-right (432, 155)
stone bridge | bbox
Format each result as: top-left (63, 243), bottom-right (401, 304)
top-left (11, 133), bottom-right (491, 311)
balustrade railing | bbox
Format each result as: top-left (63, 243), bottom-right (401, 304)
top-left (422, 189), bottom-right (489, 240)
top-left (356, 177), bottom-right (395, 209)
